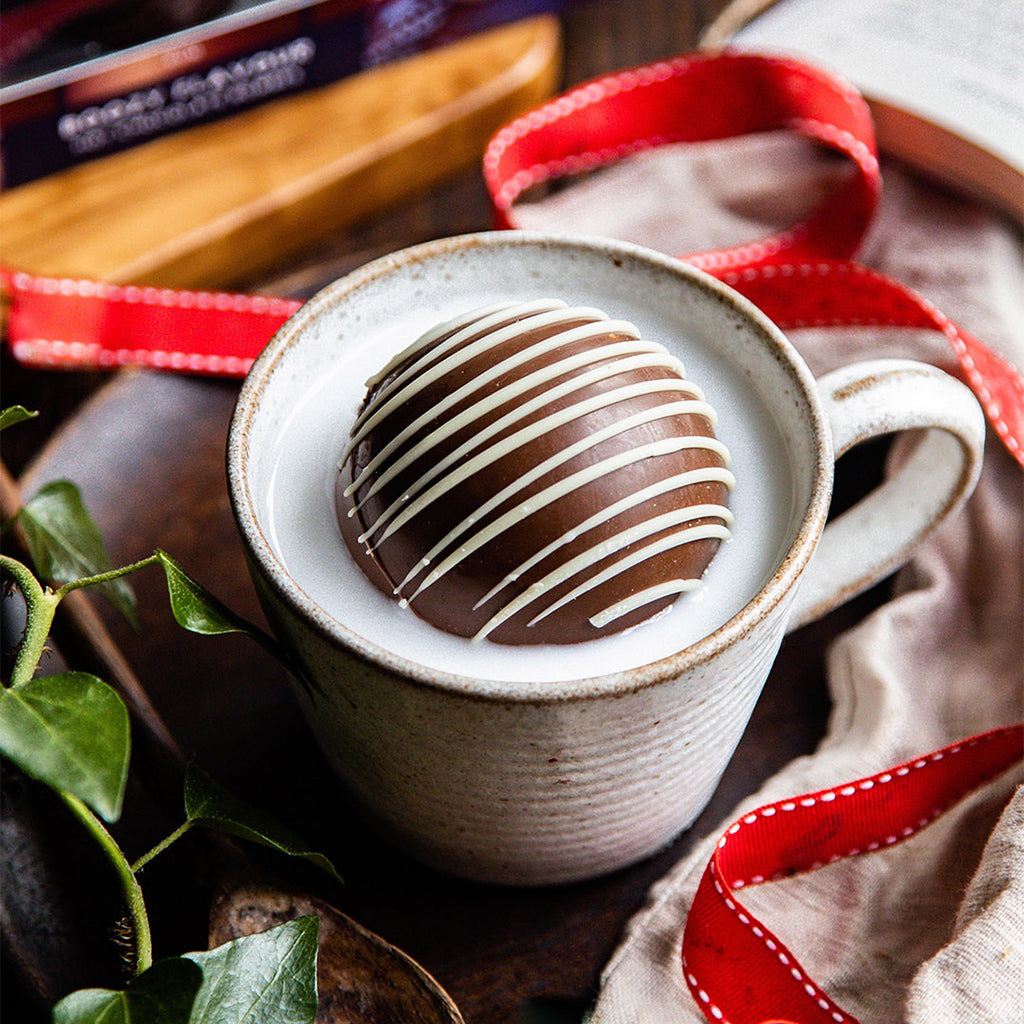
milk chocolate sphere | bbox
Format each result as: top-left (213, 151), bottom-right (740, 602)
top-left (337, 300), bottom-right (734, 645)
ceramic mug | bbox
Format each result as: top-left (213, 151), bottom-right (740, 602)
top-left (227, 233), bottom-right (985, 885)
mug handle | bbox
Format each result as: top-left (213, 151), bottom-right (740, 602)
top-left (786, 358), bottom-right (986, 632)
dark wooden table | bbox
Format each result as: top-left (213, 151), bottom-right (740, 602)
top-left (1, 3), bottom-right (892, 1020)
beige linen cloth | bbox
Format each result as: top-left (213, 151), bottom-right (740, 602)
top-left (513, 135), bottom-right (1024, 1023)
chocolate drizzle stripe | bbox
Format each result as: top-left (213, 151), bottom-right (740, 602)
top-left (349, 346), bottom-right (689, 516)
top-left (478, 514), bottom-right (733, 641)
top-left (589, 580), bottom-right (703, 630)
top-left (472, 465), bottom-right (736, 610)
top-left (342, 305), bottom-right (615, 470)
top-left (343, 314), bottom-right (639, 493)
top-left (357, 298), bottom-right (568, 419)
top-left (524, 521), bottom-right (733, 629)
top-left (363, 300), bottom-right (532, 389)
top-left (400, 437), bottom-right (723, 597)
top-left (400, 426), bottom-right (731, 598)
top-left (360, 385), bottom-right (714, 548)
top-left (345, 317), bottom-right (642, 499)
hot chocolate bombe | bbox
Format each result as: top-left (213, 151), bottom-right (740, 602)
top-left (337, 300), bottom-right (734, 645)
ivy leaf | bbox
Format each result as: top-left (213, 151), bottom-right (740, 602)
top-left (0, 671), bottom-right (130, 822)
top-left (51, 921), bottom-right (318, 1024)
top-left (154, 551), bottom-right (321, 699)
top-left (184, 916), bottom-right (319, 1024)
top-left (0, 405), bottom-right (38, 431)
top-left (18, 480), bottom-right (139, 629)
top-left (154, 550), bottom-right (255, 637)
top-left (52, 956), bottom-right (202, 1024)
top-left (52, 921), bottom-right (318, 1024)
top-left (184, 764), bottom-right (341, 882)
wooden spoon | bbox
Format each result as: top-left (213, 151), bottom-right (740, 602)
top-left (210, 873), bottom-right (465, 1024)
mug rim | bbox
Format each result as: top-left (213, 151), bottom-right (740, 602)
top-left (227, 231), bottom-right (834, 703)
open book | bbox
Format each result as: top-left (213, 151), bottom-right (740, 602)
top-left (703, 0), bottom-right (1023, 222)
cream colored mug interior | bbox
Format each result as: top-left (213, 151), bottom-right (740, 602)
top-left (229, 232), bottom-right (841, 691)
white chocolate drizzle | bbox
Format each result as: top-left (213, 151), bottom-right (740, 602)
top-left (361, 385), bottom-right (714, 549)
top-left (351, 300), bottom-right (565, 438)
top-left (398, 406), bottom-right (729, 596)
top-left (588, 581), bottom-right (700, 630)
top-left (473, 465), bottom-right (736, 609)
top-left (474, 509), bottom-right (734, 641)
top-left (363, 300), bottom-right (536, 389)
top-left (342, 303), bottom-right (609, 474)
top-left (343, 300), bottom-right (734, 641)
top-left (526, 519), bottom-right (732, 627)
top-left (349, 346), bottom-right (692, 519)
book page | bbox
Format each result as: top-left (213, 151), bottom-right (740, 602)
top-left (730, 0), bottom-right (1024, 176)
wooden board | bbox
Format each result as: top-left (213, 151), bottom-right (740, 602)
top-left (0, 16), bottom-right (562, 290)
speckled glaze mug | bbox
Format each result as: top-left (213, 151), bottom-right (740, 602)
top-left (227, 233), bottom-right (985, 885)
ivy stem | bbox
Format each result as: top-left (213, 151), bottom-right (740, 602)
top-left (60, 790), bottom-right (153, 976)
top-left (55, 554), bottom-right (160, 598)
top-left (1, 553), bottom-right (61, 688)
top-left (132, 820), bottom-right (194, 874)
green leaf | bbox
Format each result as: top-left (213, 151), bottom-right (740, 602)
top-left (0, 672), bottom-right (130, 822)
top-left (153, 551), bottom-right (321, 700)
top-left (184, 764), bottom-right (341, 882)
top-left (52, 923), bottom-right (318, 1024)
top-left (154, 551), bottom-right (253, 637)
top-left (184, 917), bottom-right (319, 1024)
top-left (0, 405), bottom-right (38, 431)
top-left (153, 551), bottom-right (322, 700)
top-left (52, 956), bottom-right (202, 1024)
top-left (19, 480), bottom-right (139, 628)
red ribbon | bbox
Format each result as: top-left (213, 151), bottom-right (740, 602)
top-left (682, 725), bottom-right (1023, 1024)
top-left (484, 51), bottom-right (881, 267)
top-left (481, 50), bottom-right (1024, 468)
top-left (1, 267), bottom-right (300, 377)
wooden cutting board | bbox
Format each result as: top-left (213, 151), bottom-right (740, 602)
top-left (0, 16), bottom-right (561, 291)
